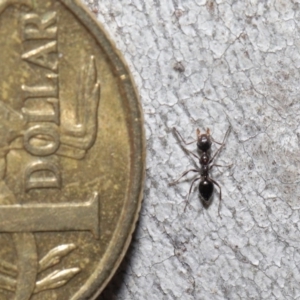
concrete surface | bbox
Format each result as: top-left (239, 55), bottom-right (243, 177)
top-left (83, 0), bottom-right (300, 299)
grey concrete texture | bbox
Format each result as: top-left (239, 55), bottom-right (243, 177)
top-left (83, 0), bottom-right (300, 299)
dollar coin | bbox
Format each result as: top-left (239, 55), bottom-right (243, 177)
top-left (0, 0), bottom-right (145, 299)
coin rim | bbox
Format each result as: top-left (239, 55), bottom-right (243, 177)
top-left (59, 1), bottom-right (146, 299)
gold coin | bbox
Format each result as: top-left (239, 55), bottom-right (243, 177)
top-left (0, 0), bottom-right (145, 299)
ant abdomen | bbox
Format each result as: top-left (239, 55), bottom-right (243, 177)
top-left (199, 179), bottom-right (214, 202)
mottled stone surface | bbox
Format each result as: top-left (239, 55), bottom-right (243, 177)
top-left (83, 0), bottom-right (300, 299)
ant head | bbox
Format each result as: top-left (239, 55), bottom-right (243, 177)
top-left (196, 128), bottom-right (212, 152)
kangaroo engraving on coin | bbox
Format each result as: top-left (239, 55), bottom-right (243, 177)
top-left (0, 1), bottom-right (145, 299)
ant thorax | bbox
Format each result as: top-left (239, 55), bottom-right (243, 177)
top-left (200, 164), bottom-right (209, 177)
top-left (200, 152), bottom-right (210, 177)
top-left (200, 152), bottom-right (210, 165)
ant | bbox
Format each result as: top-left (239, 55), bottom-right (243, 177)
top-left (170, 126), bottom-right (231, 218)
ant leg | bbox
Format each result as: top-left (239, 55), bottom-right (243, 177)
top-left (181, 146), bottom-right (200, 160)
top-left (184, 177), bottom-right (201, 212)
top-left (209, 178), bottom-right (222, 218)
top-left (173, 127), bottom-right (196, 145)
top-left (209, 163), bottom-right (233, 170)
top-left (169, 169), bottom-right (199, 185)
top-left (173, 127), bottom-right (200, 160)
top-left (209, 126), bottom-right (231, 163)
top-left (209, 144), bottom-right (225, 164)
top-left (210, 136), bottom-right (223, 145)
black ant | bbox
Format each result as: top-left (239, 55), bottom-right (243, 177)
top-left (170, 126), bottom-right (231, 218)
